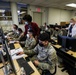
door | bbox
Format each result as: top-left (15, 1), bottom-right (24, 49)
top-left (33, 12), bottom-right (42, 27)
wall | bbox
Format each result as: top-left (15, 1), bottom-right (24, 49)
top-left (48, 8), bottom-right (72, 25)
top-left (71, 11), bottom-right (76, 19)
top-left (28, 5), bottom-right (48, 25)
top-left (1, 5), bottom-right (74, 31)
top-left (1, 24), bottom-right (25, 32)
top-left (1, 5), bottom-right (48, 31)
top-left (0, 21), bottom-right (13, 26)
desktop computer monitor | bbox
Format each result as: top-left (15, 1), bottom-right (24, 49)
top-left (66, 37), bottom-right (76, 52)
top-left (0, 27), bottom-right (6, 44)
top-left (0, 27), bottom-right (17, 75)
top-left (4, 40), bottom-right (17, 75)
top-left (0, 27), bottom-right (5, 38)
top-left (57, 35), bottom-right (67, 48)
top-left (57, 35), bottom-right (62, 45)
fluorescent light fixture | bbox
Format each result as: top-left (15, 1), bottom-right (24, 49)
top-left (20, 11), bottom-right (25, 14)
top-left (17, 10), bottom-right (26, 15)
top-left (66, 3), bottom-right (76, 8)
top-left (17, 10), bottom-right (20, 14)
top-left (0, 9), bottom-right (5, 13)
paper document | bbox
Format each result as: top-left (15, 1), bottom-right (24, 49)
top-left (10, 47), bottom-right (26, 60)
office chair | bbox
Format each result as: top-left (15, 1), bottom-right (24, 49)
top-left (41, 64), bottom-right (57, 75)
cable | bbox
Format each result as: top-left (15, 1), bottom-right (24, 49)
top-left (0, 63), bottom-right (7, 69)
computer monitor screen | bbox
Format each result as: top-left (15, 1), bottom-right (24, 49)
top-left (57, 35), bottom-right (67, 48)
top-left (0, 27), bottom-right (4, 38)
top-left (0, 28), bottom-right (17, 75)
top-left (0, 37), bottom-right (8, 63)
top-left (57, 35), bottom-right (62, 45)
top-left (45, 31), bottom-right (50, 40)
top-left (66, 37), bottom-right (76, 52)
top-left (4, 40), bottom-right (17, 75)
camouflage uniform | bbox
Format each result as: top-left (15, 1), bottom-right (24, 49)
top-left (15, 32), bottom-right (26, 41)
top-left (11, 31), bottom-right (19, 38)
top-left (23, 37), bottom-right (36, 55)
top-left (7, 30), bottom-right (19, 39)
top-left (30, 43), bottom-right (57, 72)
top-left (60, 29), bottom-right (67, 36)
top-left (52, 29), bottom-right (64, 39)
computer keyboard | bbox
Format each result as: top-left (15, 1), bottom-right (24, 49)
top-left (9, 43), bottom-right (15, 50)
top-left (59, 47), bottom-right (69, 51)
top-left (16, 58), bottom-right (34, 75)
top-left (59, 47), bottom-right (65, 51)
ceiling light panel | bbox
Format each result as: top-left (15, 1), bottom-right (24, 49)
top-left (66, 3), bottom-right (76, 8)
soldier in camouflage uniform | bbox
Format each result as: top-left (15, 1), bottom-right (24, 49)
top-left (18, 33), bottom-right (57, 73)
top-left (31, 33), bottom-right (57, 73)
top-left (7, 24), bottom-right (19, 39)
top-left (15, 28), bottom-right (25, 41)
top-left (23, 30), bottom-right (36, 53)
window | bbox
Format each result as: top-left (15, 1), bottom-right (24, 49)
top-left (17, 3), bottom-right (28, 24)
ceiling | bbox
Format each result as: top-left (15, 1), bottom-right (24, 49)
top-left (1, 0), bottom-right (76, 10)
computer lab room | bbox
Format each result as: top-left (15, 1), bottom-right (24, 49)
top-left (0, 0), bottom-right (76, 75)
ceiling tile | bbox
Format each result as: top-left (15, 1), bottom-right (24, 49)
top-left (1, 0), bottom-right (76, 10)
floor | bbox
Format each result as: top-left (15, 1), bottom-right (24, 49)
top-left (55, 66), bottom-right (69, 75)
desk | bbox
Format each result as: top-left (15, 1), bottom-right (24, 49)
top-left (0, 63), bottom-right (4, 75)
top-left (53, 44), bottom-right (76, 75)
top-left (53, 45), bottom-right (61, 49)
top-left (67, 50), bottom-right (76, 58)
top-left (0, 43), bottom-right (40, 75)
top-left (12, 59), bottom-right (40, 75)
top-left (51, 38), bottom-right (57, 43)
top-left (14, 43), bottom-right (21, 49)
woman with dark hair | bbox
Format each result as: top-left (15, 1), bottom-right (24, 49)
top-left (22, 14), bottom-right (40, 40)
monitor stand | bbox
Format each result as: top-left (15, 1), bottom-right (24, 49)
top-left (2, 64), bottom-right (14, 75)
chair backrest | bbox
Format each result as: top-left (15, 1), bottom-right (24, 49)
top-left (42, 70), bottom-right (51, 75)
